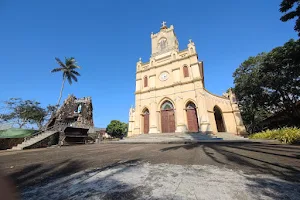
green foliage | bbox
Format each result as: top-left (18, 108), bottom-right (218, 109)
top-left (280, 0), bottom-right (300, 36)
top-left (261, 39), bottom-right (300, 119)
top-left (0, 98), bottom-right (55, 129)
top-left (249, 127), bottom-right (300, 144)
top-left (51, 57), bottom-right (81, 106)
top-left (233, 53), bottom-right (271, 133)
top-left (106, 120), bottom-right (128, 138)
top-left (233, 39), bottom-right (300, 133)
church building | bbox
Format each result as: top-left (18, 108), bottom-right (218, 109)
top-left (128, 22), bottom-right (246, 136)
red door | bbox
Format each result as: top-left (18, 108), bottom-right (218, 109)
top-left (144, 113), bottom-right (149, 134)
top-left (187, 109), bottom-right (199, 132)
top-left (161, 110), bottom-right (175, 133)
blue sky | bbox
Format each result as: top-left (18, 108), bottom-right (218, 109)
top-left (0, 0), bottom-right (297, 128)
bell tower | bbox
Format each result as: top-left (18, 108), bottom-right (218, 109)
top-left (150, 22), bottom-right (179, 58)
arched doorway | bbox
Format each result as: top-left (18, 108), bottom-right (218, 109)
top-left (214, 106), bottom-right (226, 132)
top-left (142, 109), bottom-right (149, 134)
top-left (186, 102), bottom-right (199, 132)
top-left (160, 101), bottom-right (175, 133)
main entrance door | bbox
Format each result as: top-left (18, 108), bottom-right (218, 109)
top-left (143, 109), bottom-right (149, 134)
top-left (161, 101), bottom-right (175, 133)
top-left (186, 102), bottom-right (199, 132)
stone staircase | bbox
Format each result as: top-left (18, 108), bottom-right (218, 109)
top-left (10, 130), bottom-right (59, 150)
top-left (111, 132), bottom-right (248, 144)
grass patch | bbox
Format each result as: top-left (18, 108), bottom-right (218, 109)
top-left (249, 127), bottom-right (300, 144)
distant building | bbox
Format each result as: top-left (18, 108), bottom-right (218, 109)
top-left (46, 95), bottom-right (94, 145)
top-left (46, 95), bottom-right (94, 129)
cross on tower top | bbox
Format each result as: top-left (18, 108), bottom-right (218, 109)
top-left (161, 21), bottom-right (167, 27)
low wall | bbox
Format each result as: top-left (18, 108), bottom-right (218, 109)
top-left (0, 138), bottom-right (24, 150)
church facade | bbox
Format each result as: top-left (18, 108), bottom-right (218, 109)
top-left (128, 23), bottom-right (246, 136)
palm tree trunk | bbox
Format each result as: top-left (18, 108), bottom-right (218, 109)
top-left (57, 77), bottom-right (66, 107)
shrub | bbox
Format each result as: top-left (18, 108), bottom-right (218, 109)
top-left (106, 120), bottom-right (127, 139)
top-left (249, 127), bottom-right (300, 144)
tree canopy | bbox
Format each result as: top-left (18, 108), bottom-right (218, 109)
top-left (51, 57), bottom-right (81, 106)
top-left (233, 39), bottom-right (300, 133)
top-left (280, 0), bottom-right (300, 36)
top-left (0, 98), bottom-right (55, 130)
top-left (106, 120), bottom-right (128, 138)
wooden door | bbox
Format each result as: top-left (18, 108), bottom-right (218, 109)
top-left (143, 113), bottom-right (149, 134)
top-left (161, 110), bottom-right (175, 133)
top-left (168, 110), bottom-right (175, 132)
top-left (187, 109), bottom-right (198, 132)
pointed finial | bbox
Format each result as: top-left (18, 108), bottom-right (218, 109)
top-left (189, 39), bottom-right (192, 44)
top-left (139, 57), bottom-right (142, 62)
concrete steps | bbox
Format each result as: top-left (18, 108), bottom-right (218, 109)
top-left (109, 132), bottom-right (248, 144)
top-left (10, 131), bottom-right (58, 150)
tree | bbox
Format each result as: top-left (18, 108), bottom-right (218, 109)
top-left (0, 98), bottom-right (55, 130)
top-left (31, 105), bottom-right (57, 130)
top-left (106, 120), bottom-right (128, 138)
top-left (260, 39), bottom-right (300, 121)
top-left (280, 0), bottom-right (300, 36)
top-left (233, 54), bottom-right (271, 133)
top-left (51, 57), bottom-right (81, 107)
top-left (233, 39), bottom-right (300, 132)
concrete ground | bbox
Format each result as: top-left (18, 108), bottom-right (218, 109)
top-left (0, 142), bottom-right (300, 199)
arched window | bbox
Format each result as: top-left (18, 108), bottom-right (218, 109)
top-left (144, 76), bottom-right (148, 87)
top-left (183, 66), bottom-right (189, 77)
top-left (161, 101), bottom-right (174, 110)
top-left (143, 108), bottom-right (149, 115)
top-left (186, 102), bottom-right (196, 109)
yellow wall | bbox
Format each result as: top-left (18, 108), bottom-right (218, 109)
top-left (127, 24), bottom-right (246, 137)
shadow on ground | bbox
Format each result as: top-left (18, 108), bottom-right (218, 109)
top-left (9, 159), bottom-right (146, 199)
top-left (9, 159), bottom-right (84, 190)
top-left (160, 142), bottom-right (300, 199)
top-left (160, 142), bottom-right (300, 180)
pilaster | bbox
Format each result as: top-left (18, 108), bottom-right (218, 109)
top-left (196, 89), bottom-right (212, 133)
top-left (149, 100), bottom-right (159, 133)
top-left (175, 95), bottom-right (187, 133)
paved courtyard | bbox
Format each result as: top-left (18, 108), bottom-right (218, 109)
top-left (0, 142), bottom-right (300, 199)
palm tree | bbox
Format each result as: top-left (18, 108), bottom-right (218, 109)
top-left (51, 57), bottom-right (81, 107)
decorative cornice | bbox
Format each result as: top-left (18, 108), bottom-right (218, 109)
top-left (141, 61), bottom-right (150, 66)
top-left (135, 77), bottom-right (202, 94)
top-left (172, 67), bottom-right (180, 71)
top-left (207, 110), bottom-right (233, 113)
top-left (136, 52), bottom-right (198, 74)
top-left (136, 78), bottom-right (142, 81)
top-left (178, 49), bottom-right (189, 54)
top-left (149, 74), bottom-right (156, 77)
top-left (190, 62), bottom-right (199, 66)
top-left (222, 111), bottom-right (234, 113)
